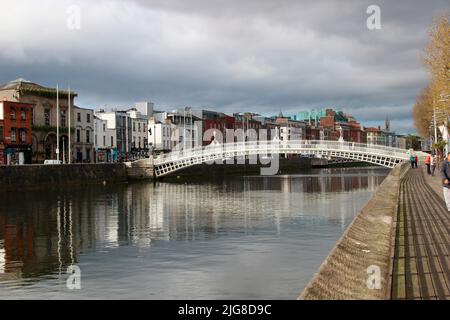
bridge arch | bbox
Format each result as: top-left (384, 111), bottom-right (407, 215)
top-left (153, 140), bottom-right (426, 177)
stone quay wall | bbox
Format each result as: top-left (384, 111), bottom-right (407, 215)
top-left (299, 162), bottom-right (409, 300)
top-left (0, 163), bottom-right (128, 192)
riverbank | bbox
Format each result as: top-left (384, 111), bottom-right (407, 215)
top-left (0, 163), bottom-right (127, 192)
top-left (0, 158), bottom-right (383, 191)
top-left (300, 162), bottom-right (409, 300)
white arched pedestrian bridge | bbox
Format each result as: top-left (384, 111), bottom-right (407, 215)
top-left (153, 140), bottom-right (427, 177)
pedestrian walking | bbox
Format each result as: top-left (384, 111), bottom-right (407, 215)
top-left (410, 154), bottom-right (415, 169)
top-left (425, 154), bottom-right (431, 174)
top-left (431, 154), bottom-right (437, 176)
top-left (414, 155), bottom-right (419, 168)
top-left (441, 152), bottom-right (450, 212)
top-left (440, 152), bottom-right (450, 212)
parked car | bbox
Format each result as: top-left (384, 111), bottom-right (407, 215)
top-left (44, 160), bottom-right (62, 165)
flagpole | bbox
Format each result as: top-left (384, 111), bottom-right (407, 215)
top-left (56, 85), bottom-right (60, 162)
top-left (68, 86), bottom-right (71, 164)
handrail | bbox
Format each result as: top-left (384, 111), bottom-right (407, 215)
top-left (154, 140), bottom-right (423, 165)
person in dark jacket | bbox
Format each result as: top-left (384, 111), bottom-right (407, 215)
top-left (440, 152), bottom-right (450, 212)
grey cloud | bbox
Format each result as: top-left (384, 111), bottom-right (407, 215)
top-left (0, 0), bottom-right (448, 134)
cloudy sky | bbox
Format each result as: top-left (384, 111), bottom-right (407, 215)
top-left (0, 0), bottom-right (448, 133)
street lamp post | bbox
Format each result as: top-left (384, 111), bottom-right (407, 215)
top-left (62, 137), bottom-right (66, 164)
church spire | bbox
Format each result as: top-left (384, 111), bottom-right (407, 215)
top-left (385, 115), bottom-right (390, 132)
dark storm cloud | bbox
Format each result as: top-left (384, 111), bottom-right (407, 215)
top-left (0, 0), bottom-right (448, 133)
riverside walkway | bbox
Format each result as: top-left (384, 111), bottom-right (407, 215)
top-left (300, 163), bottom-right (449, 300)
top-left (391, 167), bottom-right (450, 300)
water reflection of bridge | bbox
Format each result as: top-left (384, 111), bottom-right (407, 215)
top-left (0, 170), bottom-right (386, 281)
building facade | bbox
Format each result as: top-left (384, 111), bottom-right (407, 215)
top-left (154, 110), bottom-right (202, 151)
top-left (95, 110), bottom-right (132, 157)
top-left (94, 116), bottom-right (116, 162)
top-left (73, 106), bottom-right (94, 163)
top-left (148, 118), bottom-right (172, 152)
top-left (127, 109), bottom-right (149, 152)
top-left (0, 79), bottom-right (76, 163)
top-left (0, 101), bottom-right (33, 165)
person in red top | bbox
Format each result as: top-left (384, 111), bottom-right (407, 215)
top-left (425, 154), bottom-right (431, 175)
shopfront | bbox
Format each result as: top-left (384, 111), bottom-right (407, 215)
top-left (3, 146), bottom-right (32, 165)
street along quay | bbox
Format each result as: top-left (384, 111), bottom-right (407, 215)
top-left (300, 164), bottom-right (450, 300)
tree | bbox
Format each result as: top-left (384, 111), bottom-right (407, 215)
top-left (433, 140), bottom-right (447, 160)
top-left (413, 86), bottom-right (433, 137)
top-left (424, 13), bottom-right (450, 108)
top-left (414, 13), bottom-right (450, 139)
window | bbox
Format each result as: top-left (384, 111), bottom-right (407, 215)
top-left (138, 123), bottom-right (141, 132)
top-left (20, 129), bottom-right (26, 143)
top-left (86, 130), bottom-right (90, 143)
top-left (95, 135), bottom-right (97, 145)
top-left (76, 129), bottom-right (81, 143)
top-left (0, 126), bottom-right (3, 142)
top-left (138, 137), bottom-right (141, 148)
top-left (61, 111), bottom-right (66, 127)
top-left (133, 122), bottom-right (136, 132)
top-left (21, 109), bottom-right (26, 121)
top-left (77, 113), bottom-right (81, 122)
top-left (111, 136), bottom-right (114, 146)
top-left (11, 128), bottom-right (16, 142)
top-left (103, 136), bottom-right (106, 146)
top-left (10, 107), bottom-right (16, 120)
top-left (44, 109), bottom-right (51, 126)
top-left (87, 114), bottom-right (91, 123)
top-left (103, 124), bottom-right (106, 132)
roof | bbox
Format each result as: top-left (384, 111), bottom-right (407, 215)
top-left (365, 127), bottom-right (381, 133)
top-left (0, 78), bottom-right (78, 97)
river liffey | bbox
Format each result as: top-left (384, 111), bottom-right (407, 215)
top-left (0, 167), bottom-right (389, 299)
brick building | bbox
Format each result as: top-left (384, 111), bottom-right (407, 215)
top-left (0, 79), bottom-right (76, 163)
top-left (0, 101), bottom-right (33, 165)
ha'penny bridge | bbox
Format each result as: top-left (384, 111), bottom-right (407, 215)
top-left (152, 140), bottom-right (424, 177)
top-left (129, 140), bottom-right (450, 300)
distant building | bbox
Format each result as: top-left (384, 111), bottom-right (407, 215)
top-left (317, 109), bottom-right (366, 143)
top-left (275, 116), bottom-right (306, 141)
top-left (365, 127), bottom-right (384, 145)
top-left (0, 78), bottom-right (76, 163)
top-left (0, 101), bottom-right (33, 165)
top-left (192, 109), bottom-right (235, 145)
top-left (95, 110), bottom-right (132, 155)
top-left (396, 135), bottom-right (407, 150)
top-left (295, 109), bottom-right (328, 125)
top-left (127, 109), bottom-right (148, 152)
top-left (364, 118), bottom-right (396, 148)
top-left (148, 118), bottom-right (172, 152)
top-left (73, 106), bottom-right (94, 163)
top-left (154, 110), bottom-right (202, 150)
top-left (94, 115), bottom-right (116, 162)
top-left (135, 102), bottom-right (154, 117)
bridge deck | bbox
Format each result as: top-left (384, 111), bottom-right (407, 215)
top-left (391, 168), bottom-right (450, 300)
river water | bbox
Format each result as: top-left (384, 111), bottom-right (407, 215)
top-left (0, 167), bottom-right (389, 299)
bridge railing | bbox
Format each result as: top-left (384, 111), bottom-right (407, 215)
top-left (154, 140), bottom-right (414, 165)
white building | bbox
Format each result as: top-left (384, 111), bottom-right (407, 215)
top-left (127, 109), bottom-right (148, 151)
top-left (148, 118), bottom-right (172, 152)
top-left (135, 102), bottom-right (154, 117)
top-left (73, 106), bottom-right (94, 163)
top-left (95, 110), bottom-right (132, 155)
top-left (276, 118), bottom-right (305, 142)
top-left (94, 115), bottom-right (116, 162)
top-left (154, 110), bottom-right (202, 151)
